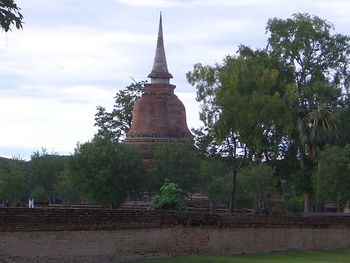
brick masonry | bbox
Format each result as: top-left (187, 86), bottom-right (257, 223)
top-left (0, 208), bottom-right (350, 262)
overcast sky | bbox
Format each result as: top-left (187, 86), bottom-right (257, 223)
top-left (1, 0), bottom-right (350, 159)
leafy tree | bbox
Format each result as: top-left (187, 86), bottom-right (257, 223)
top-left (0, 0), bottom-right (23, 32)
top-left (28, 149), bottom-right (67, 203)
top-left (317, 145), bottom-right (350, 211)
top-left (0, 159), bottom-right (27, 203)
top-left (236, 163), bottom-right (278, 213)
top-left (29, 185), bottom-right (48, 203)
top-left (266, 13), bottom-right (350, 94)
top-left (94, 81), bottom-right (144, 141)
top-left (66, 136), bottom-right (145, 207)
top-left (198, 156), bottom-right (230, 209)
top-left (149, 182), bottom-right (187, 211)
top-left (148, 142), bottom-right (199, 192)
top-left (266, 13), bottom-right (350, 211)
top-left (187, 47), bottom-right (293, 212)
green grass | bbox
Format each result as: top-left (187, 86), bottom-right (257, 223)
top-left (137, 249), bottom-right (350, 263)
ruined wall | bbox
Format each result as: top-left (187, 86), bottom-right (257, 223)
top-left (0, 208), bottom-right (350, 262)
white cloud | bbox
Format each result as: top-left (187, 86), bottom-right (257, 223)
top-left (0, 26), bottom-right (153, 85)
top-left (0, 84), bottom-right (115, 156)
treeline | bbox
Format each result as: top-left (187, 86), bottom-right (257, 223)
top-left (0, 151), bottom-right (70, 205)
top-left (2, 141), bottom-right (349, 213)
top-left (0, 142), bottom-right (293, 212)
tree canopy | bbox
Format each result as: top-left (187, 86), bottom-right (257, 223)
top-left (66, 136), bottom-right (145, 207)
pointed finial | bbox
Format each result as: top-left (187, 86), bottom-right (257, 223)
top-left (148, 12), bottom-right (173, 84)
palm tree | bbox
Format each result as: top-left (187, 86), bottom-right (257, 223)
top-left (298, 81), bottom-right (342, 212)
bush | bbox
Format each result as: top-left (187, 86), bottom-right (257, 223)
top-left (149, 182), bottom-right (187, 211)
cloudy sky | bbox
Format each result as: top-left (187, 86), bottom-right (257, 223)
top-left (1, 0), bottom-right (350, 159)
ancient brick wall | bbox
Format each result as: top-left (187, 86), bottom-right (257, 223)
top-left (0, 208), bottom-right (350, 262)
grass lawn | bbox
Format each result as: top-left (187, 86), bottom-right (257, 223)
top-left (137, 249), bottom-right (350, 263)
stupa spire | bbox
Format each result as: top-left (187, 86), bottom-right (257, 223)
top-left (148, 12), bottom-right (173, 84)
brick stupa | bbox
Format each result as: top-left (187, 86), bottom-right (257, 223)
top-left (125, 14), bottom-right (192, 155)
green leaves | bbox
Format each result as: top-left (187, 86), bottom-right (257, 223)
top-left (149, 182), bottom-right (187, 211)
top-left (317, 145), bottom-right (350, 209)
top-left (66, 136), bottom-right (145, 207)
top-left (266, 13), bottom-right (350, 93)
top-left (236, 163), bottom-right (278, 212)
top-left (0, 0), bottom-right (23, 32)
top-left (149, 142), bottom-right (199, 192)
top-left (94, 81), bottom-right (145, 142)
top-left (215, 50), bottom-right (292, 160)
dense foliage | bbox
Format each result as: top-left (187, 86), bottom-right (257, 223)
top-left (0, 150), bottom-right (68, 205)
top-left (148, 142), bottom-right (200, 192)
top-left (66, 136), bottom-right (145, 207)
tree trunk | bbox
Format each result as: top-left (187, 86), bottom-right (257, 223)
top-left (299, 146), bottom-right (313, 213)
top-left (229, 165), bottom-right (237, 213)
top-left (315, 160), bottom-right (321, 212)
top-left (304, 193), bottom-right (312, 212)
top-left (228, 135), bottom-right (238, 213)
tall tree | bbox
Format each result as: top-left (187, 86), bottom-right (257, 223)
top-left (266, 13), bottom-right (349, 211)
top-left (266, 13), bottom-right (350, 94)
top-left (0, 0), bottom-right (23, 32)
top-left (187, 47), bottom-right (293, 212)
top-left (94, 81), bottom-right (144, 142)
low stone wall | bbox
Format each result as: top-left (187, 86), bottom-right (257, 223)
top-left (0, 208), bottom-right (349, 262)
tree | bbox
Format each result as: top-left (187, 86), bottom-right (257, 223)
top-left (29, 185), bottom-right (48, 203)
top-left (28, 149), bottom-right (68, 203)
top-left (236, 163), bottom-right (278, 213)
top-left (317, 145), bottom-right (350, 211)
top-left (149, 182), bottom-right (187, 211)
top-left (198, 156), bottom-right (231, 210)
top-left (148, 142), bottom-right (199, 192)
top-left (66, 136), bottom-right (145, 207)
top-left (0, 159), bottom-right (27, 204)
top-left (53, 172), bottom-right (80, 205)
top-left (0, 0), bottom-right (23, 32)
top-left (266, 13), bottom-right (350, 211)
top-left (94, 81), bottom-right (144, 142)
top-left (266, 13), bottom-right (350, 94)
top-left (187, 47), bottom-right (293, 212)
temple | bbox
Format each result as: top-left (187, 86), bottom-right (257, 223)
top-left (124, 14), bottom-right (192, 154)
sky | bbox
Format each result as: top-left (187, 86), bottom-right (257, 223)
top-left (1, 0), bottom-right (350, 159)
